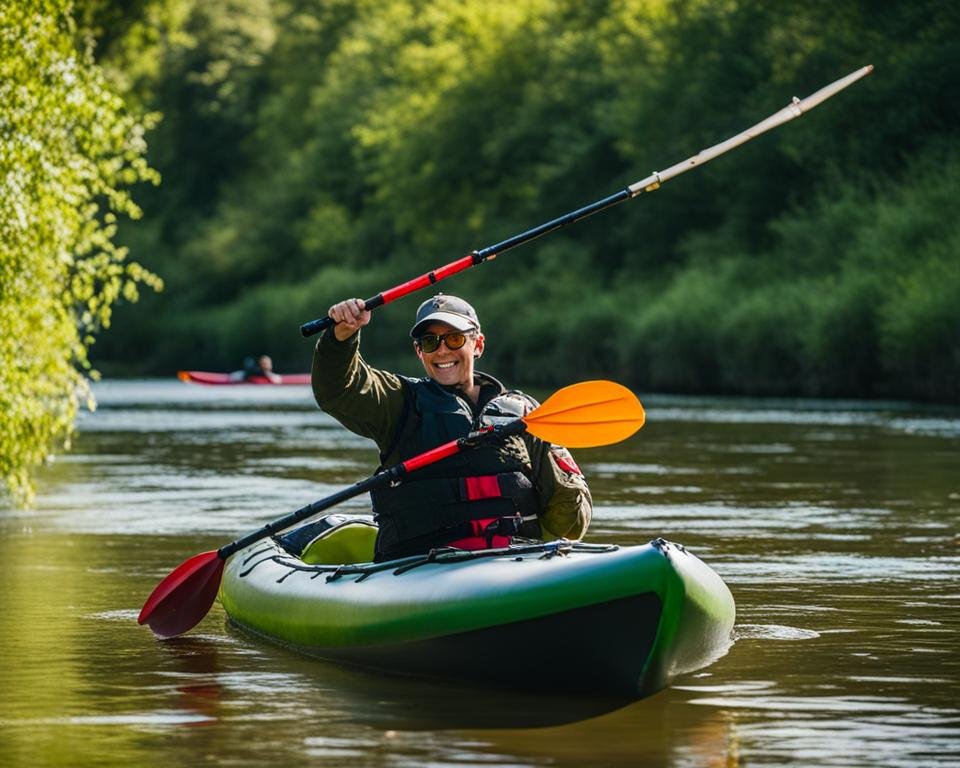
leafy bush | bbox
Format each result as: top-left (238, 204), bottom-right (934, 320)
top-left (0, 1), bottom-right (161, 502)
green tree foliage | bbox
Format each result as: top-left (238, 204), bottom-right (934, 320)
top-left (0, 0), bottom-right (161, 502)
top-left (94, 0), bottom-right (958, 401)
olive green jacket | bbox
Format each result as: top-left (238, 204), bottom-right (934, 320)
top-left (311, 330), bottom-right (592, 540)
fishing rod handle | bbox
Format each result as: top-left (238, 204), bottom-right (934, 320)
top-left (299, 252), bottom-right (484, 337)
top-left (300, 294), bottom-right (386, 337)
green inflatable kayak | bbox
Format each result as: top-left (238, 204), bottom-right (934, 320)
top-left (219, 514), bottom-right (735, 697)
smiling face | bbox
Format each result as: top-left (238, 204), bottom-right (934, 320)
top-left (414, 321), bottom-right (485, 394)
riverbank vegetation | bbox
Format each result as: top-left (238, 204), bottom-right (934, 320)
top-left (91, 0), bottom-right (957, 402)
top-left (2, 0), bottom-right (957, 499)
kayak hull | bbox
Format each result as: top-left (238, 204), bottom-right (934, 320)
top-left (219, 520), bottom-right (734, 697)
top-left (177, 370), bottom-right (311, 386)
top-left (307, 591), bottom-right (664, 694)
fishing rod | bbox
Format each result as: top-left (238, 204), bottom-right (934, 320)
top-left (300, 65), bottom-right (873, 338)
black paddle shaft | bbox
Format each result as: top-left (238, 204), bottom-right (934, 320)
top-left (216, 421), bottom-right (526, 559)
top-left (217, 469), bottom-right (400, 560)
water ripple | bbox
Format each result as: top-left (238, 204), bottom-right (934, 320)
top-left (733, 624), bottom-right (821, 641)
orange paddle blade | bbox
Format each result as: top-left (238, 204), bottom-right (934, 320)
top-left (522, 380), bottom-right (645, 448)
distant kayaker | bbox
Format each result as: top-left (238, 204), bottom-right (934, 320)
top-left (312, 293), bottom-right (593, 561)
top-left (231, 354), bottom-right (282, 383)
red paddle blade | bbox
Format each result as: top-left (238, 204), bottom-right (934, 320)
top-left (138, 550), bottom-right (225, 639)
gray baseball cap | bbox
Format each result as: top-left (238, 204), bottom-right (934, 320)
top-left (410, 294), bottom-right (481, 337)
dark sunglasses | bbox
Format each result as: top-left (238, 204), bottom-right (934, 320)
top-left (416, 331), bottom-right (473, 353)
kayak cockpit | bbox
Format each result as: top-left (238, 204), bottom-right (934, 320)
top-left (277, 513), bottom-right (378, 565)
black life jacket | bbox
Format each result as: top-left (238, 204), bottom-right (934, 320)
top-left (370, 374), bottom-right (542, 560)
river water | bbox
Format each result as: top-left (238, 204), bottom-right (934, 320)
top-left (1, 380), bottom-right (958, 767)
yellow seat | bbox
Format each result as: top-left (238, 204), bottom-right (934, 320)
top-left (300, 520), bottom-right (378, 565)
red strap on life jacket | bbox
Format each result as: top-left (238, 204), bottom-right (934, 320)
top-left (449, 476), bottom-right (518, 549)
top-left (447, 518), bottom-right (511, 550)
top-left (463, 475), bottom-right (501, 500)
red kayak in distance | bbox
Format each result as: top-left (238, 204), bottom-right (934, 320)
top-left (177, 371), bottom-right (312, 386)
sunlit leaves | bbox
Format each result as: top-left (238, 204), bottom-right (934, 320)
top-left (0, 0), bottom-right (161, 503)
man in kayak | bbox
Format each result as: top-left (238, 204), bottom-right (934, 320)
top-left (312, 293), bottom-right (593, 561)
top-left (230, 354), bottom-right (282, 383)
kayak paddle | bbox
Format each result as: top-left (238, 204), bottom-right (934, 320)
top-left (138, 379), bottom-right (644, 639)
top-left (300, 65), bottom-right (872, 337)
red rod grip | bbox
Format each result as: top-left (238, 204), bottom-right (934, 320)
top-left (380, 254), bottom-right (477, 304)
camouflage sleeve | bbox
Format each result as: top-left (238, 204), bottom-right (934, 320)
top-left (522, 430), bottom-right (593, 541)
top-left (311, 329), bottom-right (408, 452)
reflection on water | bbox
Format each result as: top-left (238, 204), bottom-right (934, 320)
top-left (1, 380), bottom-right (958, 767)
